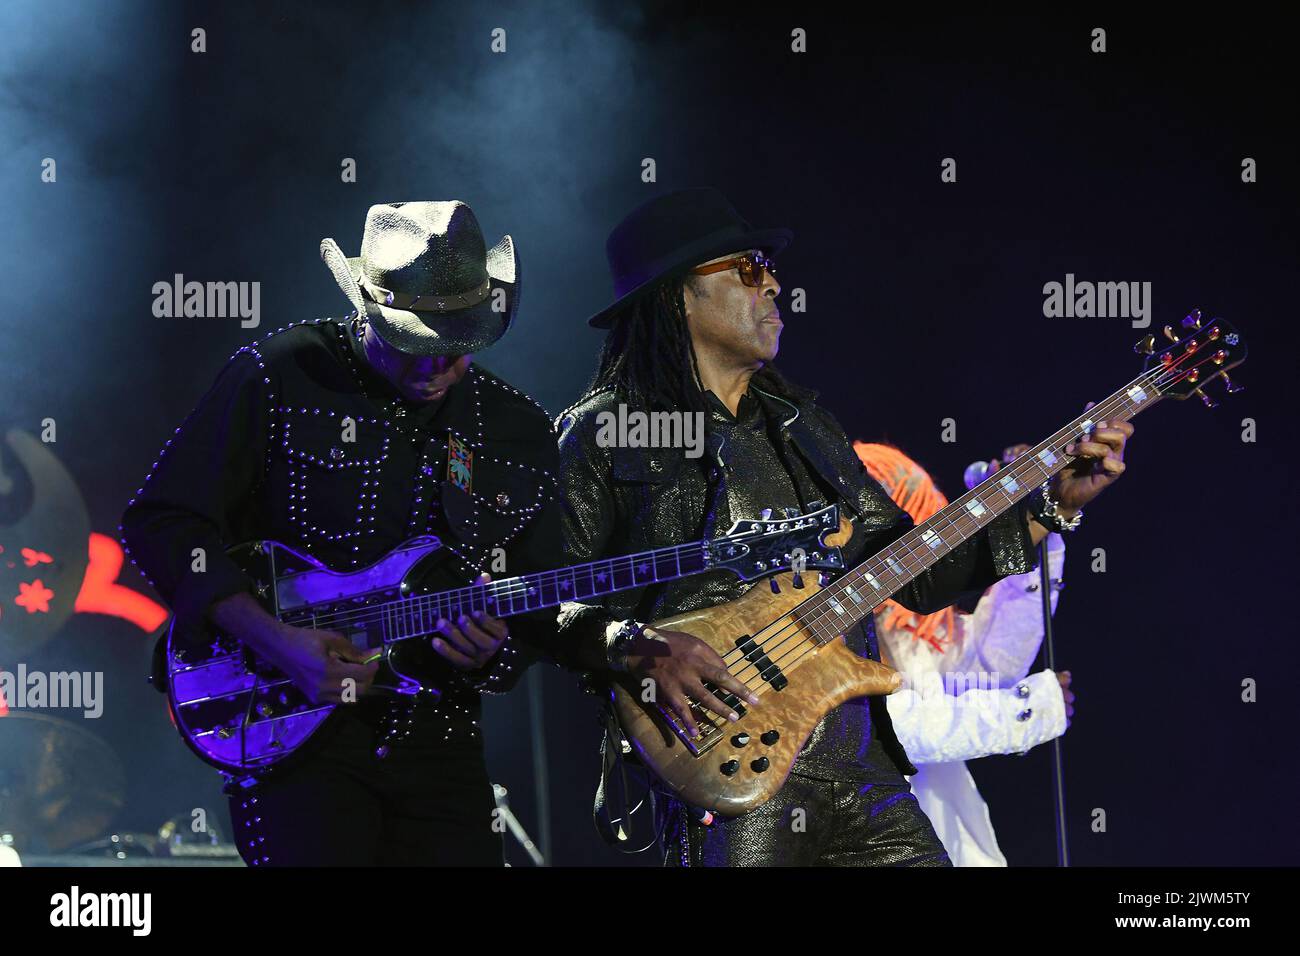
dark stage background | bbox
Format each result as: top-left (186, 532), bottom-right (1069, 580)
top-left (1, 2), bottom-right (1296, 866)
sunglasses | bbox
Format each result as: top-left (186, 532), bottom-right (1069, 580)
top-left (690, 251), bottom-right (777, 288)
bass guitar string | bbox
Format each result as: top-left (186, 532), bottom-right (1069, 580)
top-left (306, 542), bottom-right (709, 633)
top-left (662, 368), bottom-right (1160, 721)
top-left (688, 351), bottom-right (1209, 728)
top-left (726, 359), bottom-right (1193, 702)
top-left (719, 369), bottom-right (1156, 690)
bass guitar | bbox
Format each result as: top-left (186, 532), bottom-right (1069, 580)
top-left (611, 314), bottom-right (1247, 816)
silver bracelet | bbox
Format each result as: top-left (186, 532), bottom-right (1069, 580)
top-left (1036, 480), bottom-right (1083, 532)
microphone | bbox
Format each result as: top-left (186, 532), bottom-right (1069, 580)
top-left (963, 460), bottom-right (993, 491)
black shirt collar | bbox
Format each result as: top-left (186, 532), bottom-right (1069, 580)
top-left (705, 389), bottom-right (763, 426)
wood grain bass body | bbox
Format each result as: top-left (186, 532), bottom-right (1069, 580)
top-left (612, 523), bottom-right (901, 818)
top-left (612, 573), bottom-right (900, 817)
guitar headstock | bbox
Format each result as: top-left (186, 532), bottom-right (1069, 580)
top-left (708, 504), bottom-right (846, 581)
top-left (1136, 310), bottom-right (1247, 408)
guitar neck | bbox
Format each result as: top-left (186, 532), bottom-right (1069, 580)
top-left (377, 540), bottom-right (710, 643)
top-left (793, 366), bottom-right (1168, 643)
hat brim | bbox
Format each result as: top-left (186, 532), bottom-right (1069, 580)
top-left (322, 234), bottom-right (520, 356)
top-left (587, 226), bottom-right (791, 329)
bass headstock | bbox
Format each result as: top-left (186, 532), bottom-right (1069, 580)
top-left (708, 504), bottom-right (845, 581)
top-left (1136, 310), bottom-right (1247, 408)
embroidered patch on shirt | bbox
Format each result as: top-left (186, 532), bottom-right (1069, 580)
top-left (447, 433), bottom-right (473, 493)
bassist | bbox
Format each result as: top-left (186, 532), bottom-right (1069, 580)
top-left (555, 188), bottom-right (1134, 866)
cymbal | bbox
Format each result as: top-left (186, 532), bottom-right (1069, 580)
top-left (0, 428), bottom-right (92, 659)
top-left (0, 711), bottom-right (125, 853)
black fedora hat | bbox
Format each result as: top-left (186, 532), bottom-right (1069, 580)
top-left (588, 187), bottom-right (792, 329)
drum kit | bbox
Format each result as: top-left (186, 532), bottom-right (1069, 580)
top-left (0, 712), bottom-right (548, 865)
top-left (0, 711), bottom-right (241, 866)
top-left (0, 430), bottom-right (240, 865)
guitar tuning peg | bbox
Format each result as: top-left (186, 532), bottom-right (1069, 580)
top-left (781, 506), bottom-right (800, 519)
top-left (1162, 324), bottom-right (1181, 343)
top-left (1194, 387), bottom-right (1220, 409)
top-left (1133, 334), bottom-right (1157, 355)
top-left (1181, 309), bottom-right (1203, 330)
top-left (1222, 373), bottom-right (1245, 394)
top-left (759, 508), bottom-right (773, 520)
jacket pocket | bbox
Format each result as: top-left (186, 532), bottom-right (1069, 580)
top-left (441, 452), bottom-right (551, 548)
top-left (278, 413), bottom-right (392, 542)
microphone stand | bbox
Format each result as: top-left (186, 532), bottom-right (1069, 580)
top-left (1036, 539), bottom-right (1069, 867)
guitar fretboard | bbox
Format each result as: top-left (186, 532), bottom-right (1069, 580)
top-left (371, 542), bottom-right (710, 642)
top-left (792, 368), bottom-right (1166, 643)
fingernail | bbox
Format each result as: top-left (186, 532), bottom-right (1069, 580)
top-left (747, 694), bottom-right (760, 705)
top-left (728, 712), bottom-right (739, 722)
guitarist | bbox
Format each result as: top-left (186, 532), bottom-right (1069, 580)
top-left (555, 187), bottom-right (1134, 866)
top-left (121, 201), bottom-right (607, 865)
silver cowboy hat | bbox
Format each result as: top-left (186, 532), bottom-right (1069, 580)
top-left (320, 201), bottom-right (519, 355)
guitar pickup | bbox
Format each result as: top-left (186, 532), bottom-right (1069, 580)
top-left (735, 635), bottom-right (788, 691)
top-left (701, 680), bottom-right (747, 718)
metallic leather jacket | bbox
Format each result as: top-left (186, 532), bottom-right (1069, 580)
top-left (554, 381), bottom-right (1039, 779)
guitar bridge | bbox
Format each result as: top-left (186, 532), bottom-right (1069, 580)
top-left (663, 713), bottom-right (724, 757)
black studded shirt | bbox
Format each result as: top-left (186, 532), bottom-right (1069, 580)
top-left (121, 316), bottom-right (567, 747)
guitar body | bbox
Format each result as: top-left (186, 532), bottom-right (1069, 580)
top-left (166, 536), bottom-right (445, 775)
top-left (613, 523), bottom-right (901, 817)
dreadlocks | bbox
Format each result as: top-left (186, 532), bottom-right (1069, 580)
top-left (586, 273), bottom-right (813, 414)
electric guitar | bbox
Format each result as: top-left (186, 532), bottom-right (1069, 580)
top-left (166, 506), bottom-right (848, 774)
top-left (611, 313), bottom-right (1248, 817)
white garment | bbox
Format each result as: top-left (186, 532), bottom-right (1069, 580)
top-left (882, 534), bottom-right (1067, 866)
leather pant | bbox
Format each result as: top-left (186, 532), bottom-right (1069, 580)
top-left (226, 710), bottom-right (502, 866)
top-left (662, 770), bottom-right (952, 867)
